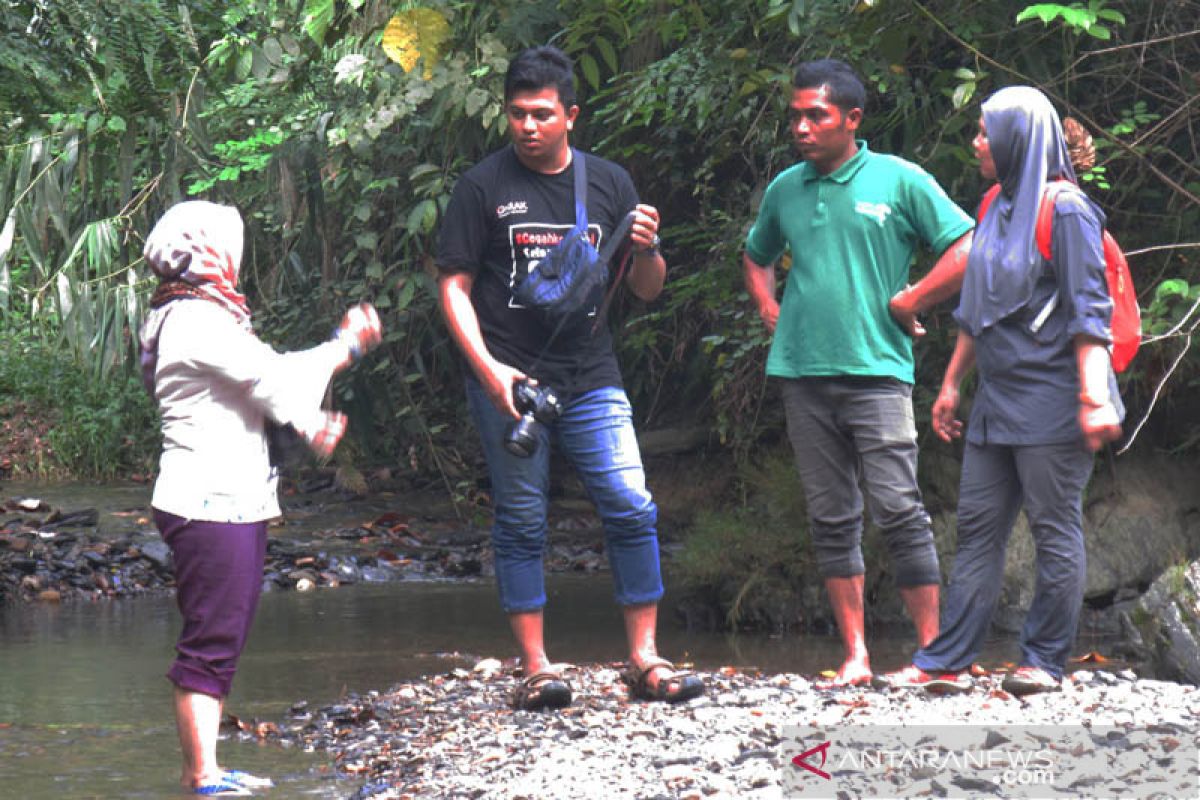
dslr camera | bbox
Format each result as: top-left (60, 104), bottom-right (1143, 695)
top-left (503, 379), bottom-right (563, 458)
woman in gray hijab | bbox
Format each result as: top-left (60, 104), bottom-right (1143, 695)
top-left (877, 86), bottom-right (1123, 696)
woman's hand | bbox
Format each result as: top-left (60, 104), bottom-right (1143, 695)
top-left (931, 384), bottom-right (963, 442)
top-left (298, 410), bottom-right (347, 460)
top-left (333, 303), bottom-right (382, 369)
top-left (1079, 399), bottom-right (1122, 451)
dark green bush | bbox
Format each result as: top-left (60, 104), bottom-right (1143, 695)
top-left (0, 333), bottom-right (159, 479)
top-left (674, 446), bottom-right (813, 632)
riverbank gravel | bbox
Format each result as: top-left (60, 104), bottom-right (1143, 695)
top-left (264, 662), bottom-right (1200, 799)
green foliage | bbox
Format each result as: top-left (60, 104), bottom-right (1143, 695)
top-left (1, 0), bottom-right (1199, 484)
top-left (1016, 2), bottom-right (1126, 40)
top-left (0, 333), bottom-right (159, 478)
top-left (674, 447), bottom-right (812, 631)
top-left (1143, 279), bottom-right (1200, 337)
top-left (187, 130), bottom-right (286, 194)
top-left (1109, 101), bottom-right (1160, 137)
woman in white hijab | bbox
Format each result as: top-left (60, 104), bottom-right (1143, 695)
top-left (878, 87), bottom-right (1122, 698)
top-left (139, 200), bottom-right (381, 795)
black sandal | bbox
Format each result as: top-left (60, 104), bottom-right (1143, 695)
top-left (512, 669), bottom-right (572, 711)
top-left (622, 657), bottom-right (705, 703)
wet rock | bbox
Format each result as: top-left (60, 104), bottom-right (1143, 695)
top-left (12, 557), bottom-right (37, 574)
top-left (334, 561), bottom-right (362, 584)
top-left (360, 565), bottom-right (396, 583)
top-left (287, 567), bottom-right (320, 583)
top-left (138, 540), bottom-right (172, 571)
top-left (41, 508), bottom-right (99, 528)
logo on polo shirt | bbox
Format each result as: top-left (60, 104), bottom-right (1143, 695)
top-left (854, 200), bottom-right (893, 227)
top-left (497, 201), bottom-right (528, 219)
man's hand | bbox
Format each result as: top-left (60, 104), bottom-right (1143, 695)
top-left (478, 361), bottom-right (529, 420)
top-left (757, 298), bottom-right (781, 333)
top-left (1079, 400), bottom-right (1122, 452)
top-left (630, 203), bottom-right (661, 252)
top-left (891, 230), bottom-right (973, 338)
top-left (889, 286), bottom-right (926, 338)
top-left (931, 385), bottom-right (963, 442)
top-left (743, 252), bottom-right (779, 334)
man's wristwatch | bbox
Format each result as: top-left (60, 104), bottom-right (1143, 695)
top-left (641, 234), bottom-right (661, 256)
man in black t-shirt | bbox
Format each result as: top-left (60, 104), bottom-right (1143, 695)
top-left (436, 46), bottom-right (702, 709)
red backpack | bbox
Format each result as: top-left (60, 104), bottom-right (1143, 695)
top-left (978, 180), bottom-right (1141, 372)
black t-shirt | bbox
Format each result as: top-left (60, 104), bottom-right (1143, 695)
top-left (436, 145), bottom-right (639, 398)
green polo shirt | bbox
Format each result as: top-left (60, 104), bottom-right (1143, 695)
top-left (745, 141), bottom-right (973, 383)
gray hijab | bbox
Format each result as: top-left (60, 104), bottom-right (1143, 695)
top-left (955, 86), bottom-right (1076, 335)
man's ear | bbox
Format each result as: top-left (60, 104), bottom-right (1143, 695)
top-left (566, 104), bottom-right (580, 131)
top-left (844, 107), bottom-right (863, 132)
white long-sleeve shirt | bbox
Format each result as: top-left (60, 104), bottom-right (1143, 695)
top-left (145, 299), bottom-right (346, 522)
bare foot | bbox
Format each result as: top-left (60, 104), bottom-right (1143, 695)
top-left (816, 657), bottom-right (872, 689)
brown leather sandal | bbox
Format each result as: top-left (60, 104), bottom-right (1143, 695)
top-left (511, 669), bottom-right (572, 711)
top-left (621, 657), bottom-right (704, 703)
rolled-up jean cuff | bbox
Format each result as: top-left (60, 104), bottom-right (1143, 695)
top-left (618, 589), bottom-right (664, 607)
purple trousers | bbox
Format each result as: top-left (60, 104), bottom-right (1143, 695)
top-left (155, 509), bottom-right (267, 698)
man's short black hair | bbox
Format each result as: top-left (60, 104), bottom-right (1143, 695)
top-left (793, 59), bottom-right (866, 115)
top-left (505, 46), bottom-right (577, 109)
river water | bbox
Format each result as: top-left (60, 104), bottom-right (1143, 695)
top-left (0, 481), bottom-right (1082, 798)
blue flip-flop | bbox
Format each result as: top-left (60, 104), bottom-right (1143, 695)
top-left (222, 770), bottom-right (273, 789)
top-left (193, 777), bottom-right (251, 796)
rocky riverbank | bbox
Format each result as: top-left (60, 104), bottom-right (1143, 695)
top-left (254, 662), bottom-right (1200, 799)
top-left (0, 492), bottom-right (608, 605)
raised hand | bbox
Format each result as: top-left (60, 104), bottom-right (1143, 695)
top-left (333, 303), bottom-right (382, 368)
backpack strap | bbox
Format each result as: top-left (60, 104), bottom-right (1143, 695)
top-left (1028, 179), bottom-right (1083, 334)
top-left (977, 183), bottom-right (1001, 221)
top-left (1035, 179), bottom-right (1077, 261)
top-left (978, 179), bottom-right (1076, 258)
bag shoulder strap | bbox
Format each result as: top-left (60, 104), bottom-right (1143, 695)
top-left (572, 148), bottom-right (588, 231)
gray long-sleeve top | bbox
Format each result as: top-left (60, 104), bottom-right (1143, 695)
top-left (955, 191), bottom-right (1122, 446)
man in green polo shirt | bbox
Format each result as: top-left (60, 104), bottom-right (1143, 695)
top-left (743, 59), bottom-right (973, 688)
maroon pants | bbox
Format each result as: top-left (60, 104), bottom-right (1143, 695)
top-left (155, 509), bottom-right (268, 698)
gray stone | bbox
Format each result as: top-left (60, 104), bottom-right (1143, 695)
top-left (1128, 559), bottom-right (1200, 685)
top-left (138, 540), bottom-right (172, 571)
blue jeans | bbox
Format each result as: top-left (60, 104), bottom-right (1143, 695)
top-left (913, 440), bottom-right (1093, 679)
top-left (466, 380), bottom-right (663, 613)
top-left (780, 377), bottom-right (940, 587)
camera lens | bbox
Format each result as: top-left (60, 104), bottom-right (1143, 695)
top-left (503, 416), bottom-right (538, 458)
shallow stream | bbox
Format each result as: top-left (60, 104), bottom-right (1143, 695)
top-left (0, 481), bottom-right (1101, 798)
